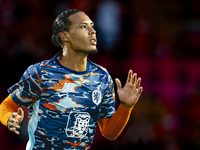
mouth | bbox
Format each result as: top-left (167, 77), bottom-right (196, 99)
top-left (89, 38), bottom-right (97, 45)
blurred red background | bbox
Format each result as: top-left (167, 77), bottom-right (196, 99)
top-left (0, 0), bottom-right (200, 150)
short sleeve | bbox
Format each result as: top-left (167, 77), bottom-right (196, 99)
top-left (98, 75), bottom-right (116, 119)
top-left (8, 63), bottom-right (42, 108)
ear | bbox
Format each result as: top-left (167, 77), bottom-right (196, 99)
top-left (59, 31), bottom-right (70, 42)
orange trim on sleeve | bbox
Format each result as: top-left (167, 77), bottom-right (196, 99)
top-left (0, 94), bottom-right (19, 126)
top-left (97, 103), bottom-right (133, 141)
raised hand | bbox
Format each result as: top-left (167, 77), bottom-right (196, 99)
top-left (115, 70), bottom-right (143, 108)
top-left (7, 108), bottom-right (24, 135)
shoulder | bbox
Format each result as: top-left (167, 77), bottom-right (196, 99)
top-left (88, 59), bottom-right (110, 76)
top-left (17, 63), bottom-right (39, 82)
top-left (26, 59), bottom-right (50, 73)
top-left (25, 51), bottom-right (61, 74)
top-left (88, 60), bottom-right (113, 84)
top-left (20, 61), bottom-right (47, 81)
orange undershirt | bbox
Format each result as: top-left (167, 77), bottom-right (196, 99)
top-left (98, 103), bottom-right (133, 140)
top-left (0, 94), bottom-right (133, 140)
top-left (0, 94), bottom-right (18, 126)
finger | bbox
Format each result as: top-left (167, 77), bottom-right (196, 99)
top-left (8, 118), bottom-right (17, 124)
top-left (13, 129), bottom-right (20, 135)
top-left (9, 127), bottom-right (20, 135)
top-left (135, 77), bottom-right (141, 88)
top-left (131, 73), bottom-right (137, 85)
top-left (7, 121), bottom-right (13, 127)
top-left (17, 108), bottom-right (24, 124)
top-left (115, 78), bottom-right (122, 90)
top-left (11, 112), bottom-right (18, 118)
top-left (138, 87), bottom-right (143, 95)
top-left (8, 120), bottom-right (20, 128)
top-left (127, 70), bottom-right (132, 83)
top-left (18, 108), bottom-right (24, 117)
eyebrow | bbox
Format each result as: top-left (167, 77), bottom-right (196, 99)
top-left (78, 21), bottom-right (94, 26)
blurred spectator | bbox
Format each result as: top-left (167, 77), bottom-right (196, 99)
top-left (95, 0), bottom-right (122, 51)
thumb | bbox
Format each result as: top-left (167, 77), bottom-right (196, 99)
top-left (17, 108), bottom-right (24, 117)
top-left (115, 78), bottom-right (122, 90)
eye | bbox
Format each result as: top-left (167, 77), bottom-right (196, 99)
top-left (80, 25), bottom-right (86, 28)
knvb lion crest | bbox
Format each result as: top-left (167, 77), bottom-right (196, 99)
top-left (66, 112), bottom-right (90, 138)
top-left (92, 90), bottom-right (102, 106)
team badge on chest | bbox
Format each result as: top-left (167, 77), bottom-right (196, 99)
top-left (66, 112), bottom-right (90, 138)
top-left (92, 90), bottom-right (102, 105)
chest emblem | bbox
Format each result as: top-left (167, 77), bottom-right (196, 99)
top-left (92, 90), bottom-right (102, 106)
top-left (66, 112), bottom-right (90, 138)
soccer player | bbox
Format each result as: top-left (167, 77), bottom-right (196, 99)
top-left (0, 9), bottom-right (143, 150)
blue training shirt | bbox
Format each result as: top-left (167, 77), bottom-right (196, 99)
top-left (8, 51), bottom-right (116, 150)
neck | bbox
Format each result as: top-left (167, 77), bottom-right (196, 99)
top-left (59, 46), bottom-right (88, 72)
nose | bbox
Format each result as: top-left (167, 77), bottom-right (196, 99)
top-left (89, 27), bottom-right (96, 35)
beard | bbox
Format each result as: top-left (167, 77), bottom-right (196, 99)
top-left (74, 48), bottom-right (98, 55)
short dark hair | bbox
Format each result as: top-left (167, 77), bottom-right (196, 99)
top-left (51, 9), bottom-right (83, 47)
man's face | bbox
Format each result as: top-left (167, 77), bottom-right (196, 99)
top-left (67, 12), bottom-right (97, 54)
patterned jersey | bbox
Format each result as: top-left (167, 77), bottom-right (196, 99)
top-left (8, 52), bottom-right (116, 150)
